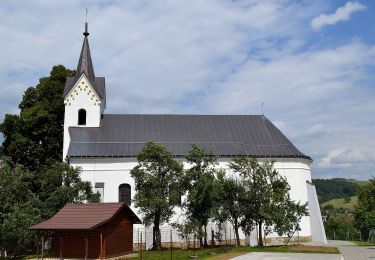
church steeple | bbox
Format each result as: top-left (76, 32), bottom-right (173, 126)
top-left (62, 20), bottom-right (107, 160)
top-left (75, 22), bottom-right (95, 82)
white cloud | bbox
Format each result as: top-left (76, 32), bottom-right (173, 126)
top-left (0, 1), bottom-right (374, 179)
top-left (318, 148), bottom-right (375, 169)
top-left (311, 1), bottom-right (366, 30)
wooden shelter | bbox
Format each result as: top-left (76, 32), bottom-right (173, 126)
top-left (31, 202), bottom-right (141, 259)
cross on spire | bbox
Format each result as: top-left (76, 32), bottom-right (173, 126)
top-left (75, 14), bottom-right (95, 81)
top-left (83, 9), bottom-right (89, 37)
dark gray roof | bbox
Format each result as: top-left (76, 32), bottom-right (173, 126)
top-left (63, 76), bottom-right (106, 100)
top-left (67, 114), bottom-right (310, 160)
top-left (63, 30), bottom-right (106, 100)
top-left (76, 36), bottom-right (95, 81)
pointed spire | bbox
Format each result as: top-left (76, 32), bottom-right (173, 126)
top-left (75, 22), bottom-right (95, 82)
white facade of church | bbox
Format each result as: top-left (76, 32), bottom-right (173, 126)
top-left (63, 24), bottom-right (327, 245)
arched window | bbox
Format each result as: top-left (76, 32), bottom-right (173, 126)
top-left (119, 184), bottom-right (131, 205)
top-left (78, 109), bottom-right (86, 125)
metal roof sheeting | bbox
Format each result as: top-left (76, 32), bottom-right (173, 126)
top-left (67, 114), bottom-right (310, 160)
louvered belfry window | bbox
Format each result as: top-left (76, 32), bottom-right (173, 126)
top-left (119, 184), bottom-right (131, 205)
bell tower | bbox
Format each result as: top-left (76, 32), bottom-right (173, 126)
top-left (62, 22), bottom-right (106, 160)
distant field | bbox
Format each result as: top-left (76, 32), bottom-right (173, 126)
top-left (321, 196), bottom-right (358, 209)
top-left (349, 179), bottom-right (369, 186)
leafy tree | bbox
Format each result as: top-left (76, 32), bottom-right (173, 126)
top-left (229, 156), bottom-right (308, 246)
top-left (354, 178), bottom-right (375, 239)
top-left (43, 162), bottom-right (100, 218)
top-left (216, 173), bottom-right (246, 246)
top-left (272, 199), bottom-right (308, 245)
top-left (0, 162), bottom-right (99, 256)
top-left (1, 197), bottom-right (42, 255)
top-left (130, 142), bottom-right (183, 250)
top-left (184, 145), bottom-right (218, 248)
top-left (0, 65), bottom-right (74, 171)
top-left (172, 220), bottom-right (200, 249)
top-left (0, 164), bottom-right (33, 229)
top-left (0, 164), bottom-right (41, 256)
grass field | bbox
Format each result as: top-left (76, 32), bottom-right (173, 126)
top-left (132, 245), bottom-right (340, 259)
top-left (353, 241), bottom-right (375, 246)
top-left (322, 195), bottom-right (358, 209)
top-left (349, 179), bottom-right (369, 186)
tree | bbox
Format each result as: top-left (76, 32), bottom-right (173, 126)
top-left (0, 164), bottom-right (41, 256)
top-left (0, 162), bottom-right (99, 256)
top-left (229, 156), bottom-right (308, 246)
top-left (0, 65), bottom-right (74, 171)
top-left (272, 199), bottom-right (308, 245)
top-left (1, 197), bottom-right (42, 255)
top-left (184, 145), bottom-right (218, 248)
top-left (130, 142), bottom-right (183, 250)
top-left (354, 178), bottom-right (375, 239)
top-left (42, 162), bottom-right (100, 218)
top-left (216, 172), bottom-right (246, 246)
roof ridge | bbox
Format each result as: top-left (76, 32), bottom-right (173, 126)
top-left (103, 113), bottom-right (265, 117)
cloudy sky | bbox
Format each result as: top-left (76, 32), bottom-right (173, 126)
top-left (1, 0), bottom-right (374, 180)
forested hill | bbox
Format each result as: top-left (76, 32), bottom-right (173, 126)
top-left (312, 178), bottom-right (364, 203)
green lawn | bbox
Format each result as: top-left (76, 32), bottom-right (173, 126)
top-left (322, 196), bottom-right (358, 209)
top-left (131, 245), bottom-right (339, 260)
top-left (352, 241), bottom-right (375, 246)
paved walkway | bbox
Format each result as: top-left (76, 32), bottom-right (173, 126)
top-left (231, 240), bottom-right (375, 260)
top-left (231, 252), bottom-right (342, 260)
top-left (328, 240), bottom-right (375, 260)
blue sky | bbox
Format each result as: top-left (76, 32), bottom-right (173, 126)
top-left (0, 0), bottom-right (374, 180)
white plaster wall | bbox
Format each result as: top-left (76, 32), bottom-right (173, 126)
top-left (69, 157), bottom-right (313, 239)
top-left (307, 182), bottom-right (327, 243)
top-left (63, 75), bottom-right (103, 160)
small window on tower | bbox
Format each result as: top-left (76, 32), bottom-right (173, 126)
top-left (78, 109), bottom-right (86, 125)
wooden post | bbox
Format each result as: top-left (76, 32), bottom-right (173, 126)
top-left (211, 229), bottom-right (214, 247)
top-left (36, 234), bottom-right (40, 260)
top-left (170, 229), bottom-right (172, 260)
top-left (85, 238), bottom-right (88, 260)
top-left (59, 237), bottom-right (63, 260)
top-left (100, 233), bottom-right (103, 260)
top-left (41, 235), bottom-right (44, 260)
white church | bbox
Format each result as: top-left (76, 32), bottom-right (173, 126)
top-left (63, 23), bottom-right (326, 245)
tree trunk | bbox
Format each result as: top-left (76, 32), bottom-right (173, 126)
top-left (258, 221), bottom-right (263, 246)
top-left (234, 220), bottom-right (240, 246)
top-left (152, 226), bottom-right (156, 249)
top-left (152, 218), bottom-right (162, 250)
top-left (204, 225), bottom-right (208, 248)
top-left (199, 227), bottom-right (203, 249)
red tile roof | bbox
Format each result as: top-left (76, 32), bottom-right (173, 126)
top-left (31, 202), bottom-right (141, 230)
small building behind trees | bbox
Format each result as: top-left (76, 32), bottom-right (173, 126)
top-left (31, 202), bottom-right (141, 259)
